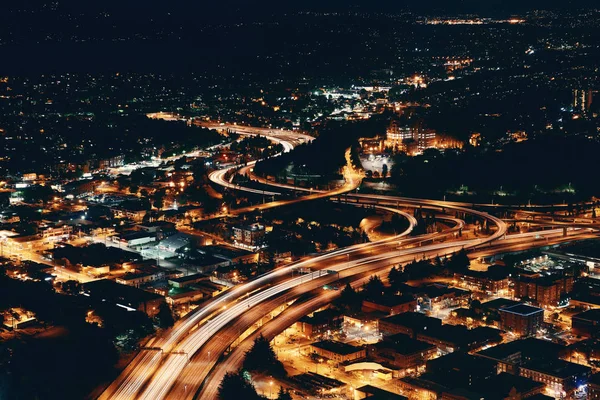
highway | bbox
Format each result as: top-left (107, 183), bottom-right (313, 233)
top-left (118, 132), bottom-right (509, 400)
top-left (198, 123), bottom-right (315, 153)
top-left (100, 205), bottom-right (417, 400)
top-left (105, 188), bottom-right (506, 400)
top-left (194, 225), bottom-right (598, 400)
top-left (207, 148), bottom-right (364, 218)
top-left (101, 122), bottom-right (596, 400)
top-left (136, 201), bottom-right (507, 400)
top-left (162, 237), bottom-right (492, 400)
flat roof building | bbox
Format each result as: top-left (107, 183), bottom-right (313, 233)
top-left (369, 334), bottom-right (437, 369)
top-left (378, 312), bottom-right (442, 338)
top-left (499, 303), bottom-right (544, 337)
top-left (310, 340), bottom-right (366, 363)
top-left (82, 279), bottom-right (165, 317)
top-left (572, 309), bottom-right (600, 338)
top-left (354, 385), bottom-right (407, 400)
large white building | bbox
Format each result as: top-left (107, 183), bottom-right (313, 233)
top-left (386, 121), bottom-right (436, 153)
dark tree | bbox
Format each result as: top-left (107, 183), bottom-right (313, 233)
top-left (445, 249), bottom-right (470, 272)
top-left (388, 266), bottom-right (405, 289)
top-left (155, 302), bottom-right (175, 329)
top-left (363, 275), bottom-right (385, 299)
top-left (60, 280), bottom-right (81, 295)
top-left (276, 386), bottom-right (293, 400)
top-left (339, 283), bottom-right (362, 312)
top-left (22, 185), bottom-right (55, 204)
top-left (217, 370), bottom-right (262, 400)
top-left (243, 334), bottom-right (286, 376)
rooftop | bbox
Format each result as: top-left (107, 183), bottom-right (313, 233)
top-left (486, 372), bottom-right (544, 395)
top-left (299, 308), bottom-right (342, 325)
top-left (380, 312), bottom-right (442, 329)
top-left (83, 279), bottom-right (162, 305)
top-left (355, 385), bottom-right (408, 400)
top-left (201, 244), bottom-right (253, 260)
top-left (364, 294), bottom-right (416, 307)
top-left (572, 309), bottom-right (600, 322)
top-left (377, 334), bottom-right (436, 355)
top-left (481, 298), bottom-right (520, 311)
top-left (476, 338), bottom-right (565, 362)
top-left (168, 272), bottom-right (210, 284)
top-left (499, 303), bottom-right (544, 316)
top-left (311, 340), bottom-right (364, 356)
top-left (399, 375), bottom-right (447, 394)
top-left (522, 358), bottom-right (590, 379)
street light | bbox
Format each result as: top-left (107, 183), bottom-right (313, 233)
top-left (269, 381), bottom-right (273, 398)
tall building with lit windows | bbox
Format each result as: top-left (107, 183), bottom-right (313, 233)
top-left (386, 120), bottom-right (436, 153)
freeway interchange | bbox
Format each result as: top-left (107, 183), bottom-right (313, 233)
top-left (100, 125), bottom-right (599, 400)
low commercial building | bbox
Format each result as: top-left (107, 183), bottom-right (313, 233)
top-left (202, 244), bottom-right (258, 265)
top-left (426, 352), bottom-right (497, 390)
top-left (141, 233), bottom-right (191, 260)
top-left (589, 373), bottom-right (600, 400)
top-left (39, 223), bottom-right (73, 240)
top-left (499, 303), bottom-right (544, 337)
top-left (416, 285), bottom-right (471, 312)
top-left (116, 263), bottom-right (182, 287)
top-left (158, 233), bottom-right (190, 254)
top-left (168, 272), bottom-right (211, 288)
top-left (296, 309), bottom-right (343, 339)
top-left (343, 312), bottom-right (383, 337)
top-left (309, 340), bottom-right (366, 363)
top-left (369, 334), bottom-right (437, 369)
top-left (362, 294), bottom-right (417, 316)
top-left (416, 325), bottom-right (502, 353)
top-left (571, 309), bottom-right (600, 338)
top-left (353, 385), bottom-right (407, 400)
top-left (188, 254), bottom-right (231, 274)
top-left (398, 376), bottom-right (447, 400)
top-left (453, 266), bottom-right (510, 294)
top-left (137, 221), bottom-right (177, 237)
top-left (519, 359), bottom-right (590, 397)
top-left (82, 279), bottom-right (165, 317)
top-left (232, 223), bottom-right (265, 247)
top-left (97, 154), bottom-right (125, 169)
top-left (111, 204), bottom-right (147, 222)
top-left (480, 372), bottom-right (544, 399)
top-left (476, 338), bottom-right (567, 375)
top-left (116, 231), bottom-right (157, 248)
top-left (378, 312), bottom-right (442, 338)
